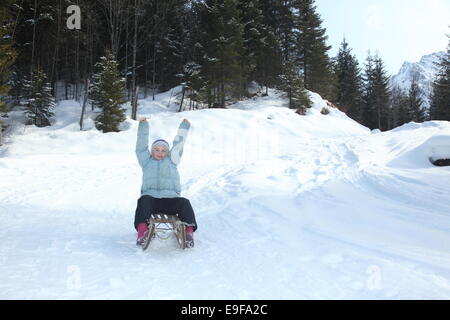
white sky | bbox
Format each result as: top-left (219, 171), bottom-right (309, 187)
top-left (315, 0), bottom-right (450, 75)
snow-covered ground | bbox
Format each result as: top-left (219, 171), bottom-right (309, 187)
top-left (1, 88), bottom-right (450, 299)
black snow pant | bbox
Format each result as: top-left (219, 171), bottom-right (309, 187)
top-left (134, 195), bottom-right (197, 232)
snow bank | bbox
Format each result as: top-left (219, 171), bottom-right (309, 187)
top-left (425, 135), bottom-right (450, 163)
top-left (386, 122), bottom-right (450, 168)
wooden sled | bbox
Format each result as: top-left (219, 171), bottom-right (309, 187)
top-left (141, 213), bottom-right (187, 250)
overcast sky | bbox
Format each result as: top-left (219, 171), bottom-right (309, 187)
top-left (315, 0), bottom-right (450, 75)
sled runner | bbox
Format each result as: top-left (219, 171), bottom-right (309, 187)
top-left (141, 213), bottom-right (188, 250)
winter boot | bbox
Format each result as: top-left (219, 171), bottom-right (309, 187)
top-left (185, 226), bottom-right (194, 248)
top-left (136, 223), bottom-right (149, 246)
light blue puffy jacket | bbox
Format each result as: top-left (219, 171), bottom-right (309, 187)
top-left (136, 120), bottom-right (190, 198)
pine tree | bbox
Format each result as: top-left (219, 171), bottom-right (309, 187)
top-left (238, 0), bottom-right (275, 92)
top-left (362, 53), bottom-right (390, 130)
top-left (274, 0), bottom-right (297, 63)
top-left (0, 0), bottom-right (17, 114)
top-left (23, 67), bottom-right (56, 127)
top-left (429, 34), bottom-right (450, 121)
top-left (198, 0), bottom-right (247, 107)
top-left (258, 0), bottom-right (283, 91)
top-left (390, 86), bottom-right (409, 128)
top-left (278, 58), bottom-right (311, 112)
top-left (89, 50), bottom-right (127, 133)
top-left (155, 0), bottom-right (189, 92)
top-left (408, 75), bottom-right (426, 122)
top-left (362, 54), bottom-right (376, 129)
top-left (391, 77), bottom-right (426, 128)
top-left (294, 0), bottom-right (334, 100)
top-left (179, 61), bottom-right (207, 110)
top-left (334, 38), bottom-right (363, 122)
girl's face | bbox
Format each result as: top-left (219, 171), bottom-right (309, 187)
top-left (151, 146), bottom-right (168, 160)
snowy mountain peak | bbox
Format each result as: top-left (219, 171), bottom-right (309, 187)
top-left (391, 51), bottom-right (445, 108)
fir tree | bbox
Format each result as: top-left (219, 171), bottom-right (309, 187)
top-left (334, 38), bottom-right (363, 122)
top-left (258, 0), bottom-right (283, 91)
top-left (198, 0), bottom-right (247, 107)
top-left (90, 50), bottom-right (127, 133)
top-left (179, 61), bottom-right (207, 109)
top-left (408, 75), bottom-right (426, 122)
top-left (362, 54), bottom-right (376, 129)
top-left (23, 67), bottom-right (56, 127)
top-left (278, 58), bottom-right (311, 112)
top-left (238, 0), bottom-right (276, 92)
top-left (429, 34), bottom-right (450, 121)
top-left (0, 0), bottom-right (17, 114)
top-left (362, 53), bottom-right (390, 130)
top-left (294, 0), bottom-right (334, 100)
top-left (391, 77), bottom-right (426, 128)
top-left (390, 86), bottom-right (409, 128)
top-left (155, 0), bottom-right (189, 91)
top-left (274, 0), bottom-right (297, 63)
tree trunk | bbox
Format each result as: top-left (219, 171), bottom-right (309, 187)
top-left (75, 29), bottom-right (80, 101)
top-left (51, 0), bottom-right (62, 100)
top-left (131, 0), bottom-right (140, 120)
top-left (30, 0), bottom-right (38, 76)
top-left (152, 44), bottom-right (156, 101)
top-left (0, 119), bottom-right (3, 146)
top-left (79, 79), bottom-right (90, 130)
top-left (125, 5), bottom-right (130, 100)
top-left (220, 83), bottom-right (225, 108)
top-left (178, 85), bottom-right (185, 112)
top-left (64, 45), bottom-right (69, 100)
top-left (99, 0), bottom-right (127, 59)
top-left (377, 105), bottom-right (381, 130)
top-left (131, 85), bottom-right (139, 120)
top-left (144, 45), bottom-right (149, 98)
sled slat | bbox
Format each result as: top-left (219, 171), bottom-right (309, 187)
top-left (145, 213), bottom-right (187, 250)
top-left (150, 213), bottom-right (179, 224)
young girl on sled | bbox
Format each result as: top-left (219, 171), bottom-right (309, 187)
top-left (134, 117), bottom-right (197, 248)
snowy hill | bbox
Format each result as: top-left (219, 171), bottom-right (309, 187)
top-left (391, 51), bottom-right (445, 108)
top-left (1, 89), bottom-right (450, 299)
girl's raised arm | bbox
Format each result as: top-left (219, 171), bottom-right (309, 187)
top-left (136, 117), bottom-right (150, 168)
top-left (170, 119), bottom-right (190, 165)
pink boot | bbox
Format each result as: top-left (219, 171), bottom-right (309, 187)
top-left (136, 223), bottom-right (149, 246)
top-left (185, 226), bottom-right (194, 248)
